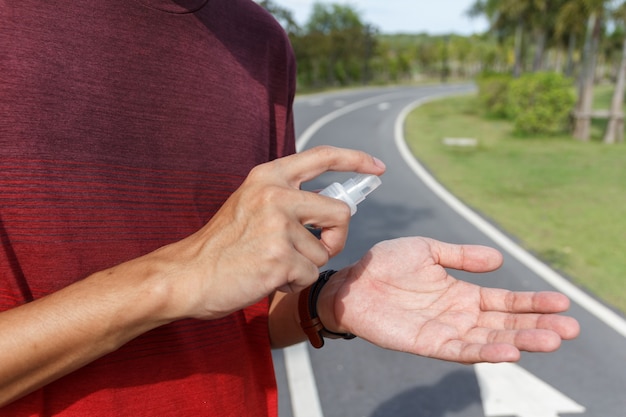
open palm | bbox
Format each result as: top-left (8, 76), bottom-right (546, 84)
top-left (326, 237), bottom-right (579, 364)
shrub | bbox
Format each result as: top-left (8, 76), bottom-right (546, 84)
top-left (506, 72), bottom-right (575, 135)
top-left (476, 72), bottom-right (513, 118)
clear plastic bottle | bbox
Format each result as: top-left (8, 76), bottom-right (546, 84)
top-left (319, 173), bottom-right (382, 216)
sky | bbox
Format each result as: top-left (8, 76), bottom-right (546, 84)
top-left (269, 0), bottom-right (489, 35)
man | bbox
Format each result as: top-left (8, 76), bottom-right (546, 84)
top-left (0, 1), bottom-right (579, 415)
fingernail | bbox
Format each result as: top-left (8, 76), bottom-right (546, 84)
top-left (373, 157), bottom-right (386, 169)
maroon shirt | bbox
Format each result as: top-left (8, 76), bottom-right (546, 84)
top-left (0, 0), bottom-right (296, 415)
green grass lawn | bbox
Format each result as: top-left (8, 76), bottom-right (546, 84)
top-left (404, 93), bottom-right (626, 313)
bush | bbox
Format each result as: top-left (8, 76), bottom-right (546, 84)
top-left (476, 72), bottom-right (513, 118)
top-left (506, 72), bottom-right (575, 135)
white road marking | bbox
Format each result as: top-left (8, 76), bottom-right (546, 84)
top-left (304, 97), bottom-right (325, 106)
top-left (296, 90), bottom-right (419, 151)
top-left (283, 343), bottom-right (324, 417)
top-left (474, 363), bottom-right (585, 417)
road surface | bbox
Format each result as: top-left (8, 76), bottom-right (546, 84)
top-left (272, 84), bottom-right (626, 417)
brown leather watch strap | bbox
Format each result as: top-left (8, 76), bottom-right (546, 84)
top-left (298, 270), bottom-right (356, 348)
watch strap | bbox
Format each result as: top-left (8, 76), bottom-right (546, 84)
top-left (298, 270), bottom-right (356, 348)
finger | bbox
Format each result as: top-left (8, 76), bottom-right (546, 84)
top-left (480, 289), bottom-right (571, 314)
top-left (428, 239), bottom-right (504, 272)
top-left (433, 340), bottom-right (521, 363)
top-left (292, 222), bottom-right (332, 267)
top-left (257, 203), bottom-right (333, 269)
top-left (464, 327), bottom-right (563, 353)
top-left (477, 311), bottom-right (580, 340)
top-left (274, 250), bottom-right (320, 294)
top-left (542, 315), bottom-right (580, 339)
top-left (274, 146), bottom-right (386, 187)
top-left (299, 193), bottom-right (353, 256)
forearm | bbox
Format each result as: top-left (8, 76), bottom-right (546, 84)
top-left (268, 291), bottom-right (305, 348)
top-left (0, 255), bottom-right (172, 407)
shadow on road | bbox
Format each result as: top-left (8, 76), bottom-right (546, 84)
top-left (370, 369), bottom-right (481, 417)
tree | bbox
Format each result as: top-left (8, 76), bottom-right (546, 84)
top-left (304, 3), bottom-right (369, 86)
top-left (258, 0), bottom-right (300, 35)
top-left (555, 0), bottom-right (590, 77)
top-left (603, 2), bottom-right (626, 144)
top-left (469, 0), bottom-right (572, 76)
top-left (468, 0), bottom-right (532, 77)
top-left (603, 38), bottom-right (626, 143)
top-left (572, 0), bottom-right (609, 141)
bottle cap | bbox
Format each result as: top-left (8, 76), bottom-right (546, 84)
top-left (341, 174), bottom-right (382, 206)
top-left (319, 174), bottom-right (381, 215)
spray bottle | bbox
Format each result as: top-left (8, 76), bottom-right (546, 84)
top-left (306, 173), bottom-right (381, 238)
top-left (319, 173), bottom-right (381, 216)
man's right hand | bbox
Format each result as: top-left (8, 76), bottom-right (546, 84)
top-left (138, 145), bottom-right (386, 322)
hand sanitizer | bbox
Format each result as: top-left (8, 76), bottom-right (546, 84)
top-left (319, 174), bottom-right (382, 216)
top-left (305, 173), bottom-right (382, 238)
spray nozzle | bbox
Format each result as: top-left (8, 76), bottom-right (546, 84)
top-left (319, 174), bottom-right (382, 216)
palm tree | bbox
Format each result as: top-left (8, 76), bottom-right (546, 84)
top-left (468, 0), bottom-right (526, 76)
top-left (603, 1), bottom-right (626, 144)
top-left (469, 0), bottom-right (566, 76)
top-left (530, 0), bottom-right (572, 72)
top-left (555, 0), bottom-right (589, 77)
top-left (571, 0), bottom-right (609, 141)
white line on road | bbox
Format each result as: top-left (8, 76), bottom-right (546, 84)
top-left (283, 343), bottom-right (324, 417)
top-left (475, 363), bottom-right (585, 417)
top-left (296, 91), bottom-right (409, 151)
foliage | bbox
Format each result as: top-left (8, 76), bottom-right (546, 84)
top-left (259, 0), bottom-right (626, 130)
top-left (506, 72), bottom-right (575, 135)
top-left (257, 0), bottom-right (300, 35)
top-left (305, 3), bottom-right (362, 34)
top-left (476, 72), bottom-right (513, 118)
top-left (289, 3), bottom-right (376, 87)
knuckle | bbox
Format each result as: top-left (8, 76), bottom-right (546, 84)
top-left (246, 163), bottom-right (267, 180)
top-left (311, 247), bottom-right (330, 267)
top-left (335, 201), bottom-right (352, 221)
top-left (264, 237), bottom-right (292, 263)
top-left (313, 145), bottom-right (338, 156)
top-left (318, 252), bottom-right (330, 267)
top-left (253, 184), bottom-right (289, 208)
top-left (312, 145), bottom-right (340, 166)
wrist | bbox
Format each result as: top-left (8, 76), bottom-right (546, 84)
top-left (298, 269), bottom-right (355, 348)
top-left (101, 253), bottom-right (176, 327)
top-left (316, 269), bottom-right (348, 334)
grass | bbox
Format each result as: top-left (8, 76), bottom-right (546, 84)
top-left (404, 93), bottom-right (626, 313)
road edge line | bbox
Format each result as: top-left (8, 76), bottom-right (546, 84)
top-left (283, 342), bottom-right (324, 417)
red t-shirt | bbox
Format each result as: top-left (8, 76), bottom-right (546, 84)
top-left (0, 0), bottom-right (296, 415)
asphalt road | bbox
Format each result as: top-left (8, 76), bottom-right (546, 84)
top-left (272, 84), bottom-right (626, 417)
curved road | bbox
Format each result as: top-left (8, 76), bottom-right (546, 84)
top-left (272, 85), bottom-right (626, 417)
